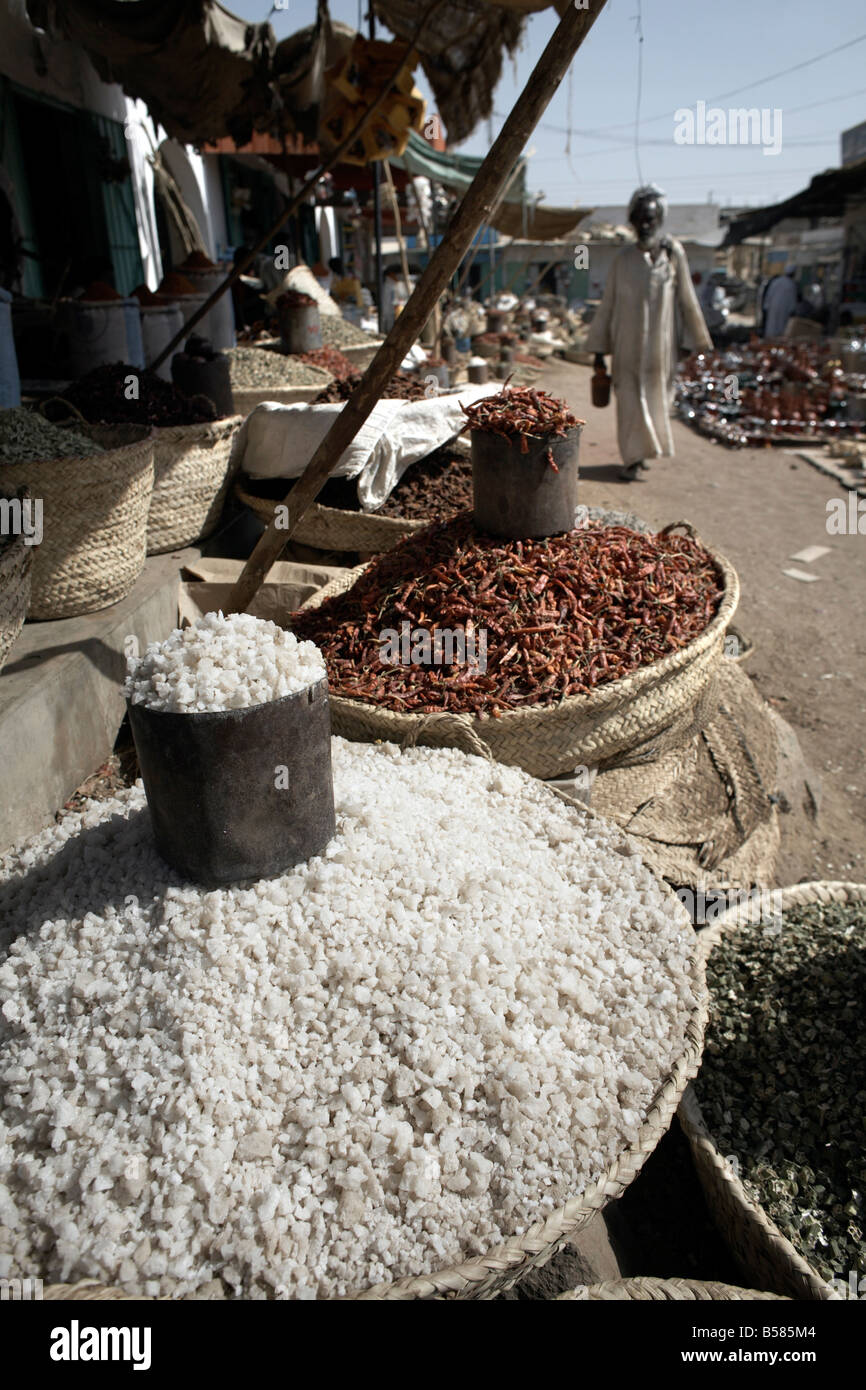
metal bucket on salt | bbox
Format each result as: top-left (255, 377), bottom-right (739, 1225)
top-left (128, 678), bottom-right (336, 887)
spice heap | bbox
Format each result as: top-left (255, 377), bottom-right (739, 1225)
top-left (291, 515), bottom-right (723, 713)
top-left (460, 385), bottom-right (582, 454)
top-left (226, 347), bottom-right (330, 390)
top-left (0, 738), bottom-right (696, 1298)
top-left (278, 289), bottom-right (317, 309)
top-left (696, 900), bottom-right (866, 1283)
top-left (158, 273), bottom-right (198, 298)
top-left (60, 363), bottom-right (218, 427)
top-left (300, 347), bottom-right (356, 380)
top-left (125, 612), bottom-right (326, 714)
top-left (319, 315), bottom-right (378, 349)
top-left (377, 448), bottom-right (473, 521)
top-left (0, 408), bottom-right (102, 464)
top-left (79, 281), bottom-right (121, 302)
top-left (131, 284), bottom-right (159, 305)
top-left (314, 371), bottom-right (431, 403)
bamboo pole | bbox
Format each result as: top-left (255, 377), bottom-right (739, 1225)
top-left (150, 0), bottom-right (444, 371)
top-left (225, 0), bottom-right (609, 614)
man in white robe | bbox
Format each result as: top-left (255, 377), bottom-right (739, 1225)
top-left (586, 185), bottom-right (712, 480)
top-left (761, 266), bottom-right (798, 339)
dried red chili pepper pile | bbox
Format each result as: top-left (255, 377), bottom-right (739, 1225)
top-left (299, 347), bottom-right (356, 380)
top-left (291, 514), bottom-right (724, 714)
top-left (277, 289), bottom-right (317, 309)
top-left (460, 386), bottom-right (582, 459)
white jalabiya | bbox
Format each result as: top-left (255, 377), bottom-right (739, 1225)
top-left (762, 274), bottom-right (798, 339)
top-left (586, 239), bottom-right (712, 466)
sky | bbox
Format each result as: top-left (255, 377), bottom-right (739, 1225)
top-left (231, 0), bottom-right (866, 210)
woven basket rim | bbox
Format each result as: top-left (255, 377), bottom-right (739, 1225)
top-left (152, 415), bottom-right (244, 444)
top-left (35, 793), bottom-right (707, 1301)
top-left (1, 434), bottom-right (154, 473)
top-left (680, 879), bottom-right (866, 1302)
top-left (557, 1276), bottom-right (789, 1301)
top-left (300, 525), bottom-right (739, 729)
top-left (235, 480), bottom-right (429, 538)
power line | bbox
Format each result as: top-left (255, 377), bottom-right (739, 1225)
top-left (633, 0), bottom-right (644, 184)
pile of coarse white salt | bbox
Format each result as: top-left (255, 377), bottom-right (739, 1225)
top-left (124, 611), bottom-right (326, 713)
top-left (0, 738), bottom-right (699, 1300)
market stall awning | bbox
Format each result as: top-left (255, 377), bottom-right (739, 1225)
top-left (724, 158), bottom-right (866, 246)
top-left (390, 130), bottom-right (590, 238)
top-left (27, 0), bottom-right (276, 145)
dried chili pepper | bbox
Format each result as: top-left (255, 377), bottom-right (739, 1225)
top-left (290, 514), bottom-right (724, 715)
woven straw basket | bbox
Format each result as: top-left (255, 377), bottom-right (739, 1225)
top-left (1, 432), bottom-right (155, 620)
top-left (0, 498), bottom-right (33, 671)
top-left (31, 800), bottom-right (707, 1301)
top-left (147, 417), bottom-right (243, 555)
top-left (236, 478), bottom-right (427, 554)
top-left (558, 1277), bottom-right (787, 1301)
top-left (679, 880), bottom-right (866, 1301)
top-left (231, 384), bottom-right (329, 415)
top-left (298, 521), bottom-right (739, 780)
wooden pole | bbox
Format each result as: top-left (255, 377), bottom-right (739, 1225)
top-left (225, 0), bottom-right (609, 614)
top-left (150, 0), bottom-right (444, 371)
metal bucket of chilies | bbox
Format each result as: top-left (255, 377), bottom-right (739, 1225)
top-left (472, 423), bottom-right (582, 539)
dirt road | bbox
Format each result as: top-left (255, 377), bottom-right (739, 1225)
top-left (542, 357), bottom-right (866, 886)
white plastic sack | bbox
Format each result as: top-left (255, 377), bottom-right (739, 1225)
top-left (231, 384), bottom-right (497, 511)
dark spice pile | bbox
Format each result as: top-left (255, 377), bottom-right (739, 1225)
top-left (300, 347), bottom-right (356, 380)
top-left (460, 385), bottom-right (582, 455)
top-left (291, 515), bottom-right (723, 714)
top-left (314, 372), bottom-right (431, 403)
top-left (377, 448), bottom-right (473, 520)
top-left (278, 289), bottom-right (317, 309)
top-left (696, 901), bottom-right (866, 1283)
top-left (56, 363), bottom-right (218, 427)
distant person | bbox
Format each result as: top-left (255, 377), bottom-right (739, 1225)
top-left (328, 256), bottom-right (363, 310)
top-left (761, 266), bottom-right (798, 338)
top-left (586, 184), bottom-right (712, 481)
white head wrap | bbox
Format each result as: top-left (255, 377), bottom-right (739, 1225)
top-left (628, 184), bottom-right (668, 223)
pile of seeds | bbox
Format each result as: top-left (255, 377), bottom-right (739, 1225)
top-left (0, 408), bottom-right (102, 464)
top-left (59, 363), bottom-right (217, 426)
top-left (0, 737), bottom-right (697, 1299)
top-left (377, 448), bottom-right (473, 521)
top-left (300, 347), bottom-right (356, 380)
top-left (460, 386), bottom-right (581, 452)
top-left (695, 900), bottom-right (866, 1284)
top-left (226, 347), bottom-right (331, 390)
top-left (319, 315), bottom-right (378, 349)
top-left (291, 516), bottom-right (724, 713)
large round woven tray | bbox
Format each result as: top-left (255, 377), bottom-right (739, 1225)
top-left (147, 417), bottom-right (243, 555)
top-left (679, 880), bottom-right (866, 1301)
top-left (297, 520), bottom-right (739, 780)
top-left (558, 1277), bottom-right (787, 1301)
top-left (0, 494), bottom-right (32, 670)
top-left (1, 431), bottom-right (155, 620)
top-left (26, 796), bottom-right (706, 1301)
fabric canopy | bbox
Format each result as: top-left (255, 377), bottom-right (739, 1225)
top-left (391, 130), bottom-right (589, 239)
top-left (27, 0), bottom-right (276, 145)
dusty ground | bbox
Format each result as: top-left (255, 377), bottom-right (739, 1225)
top-left (542, 356), bottom-right (866, 888)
